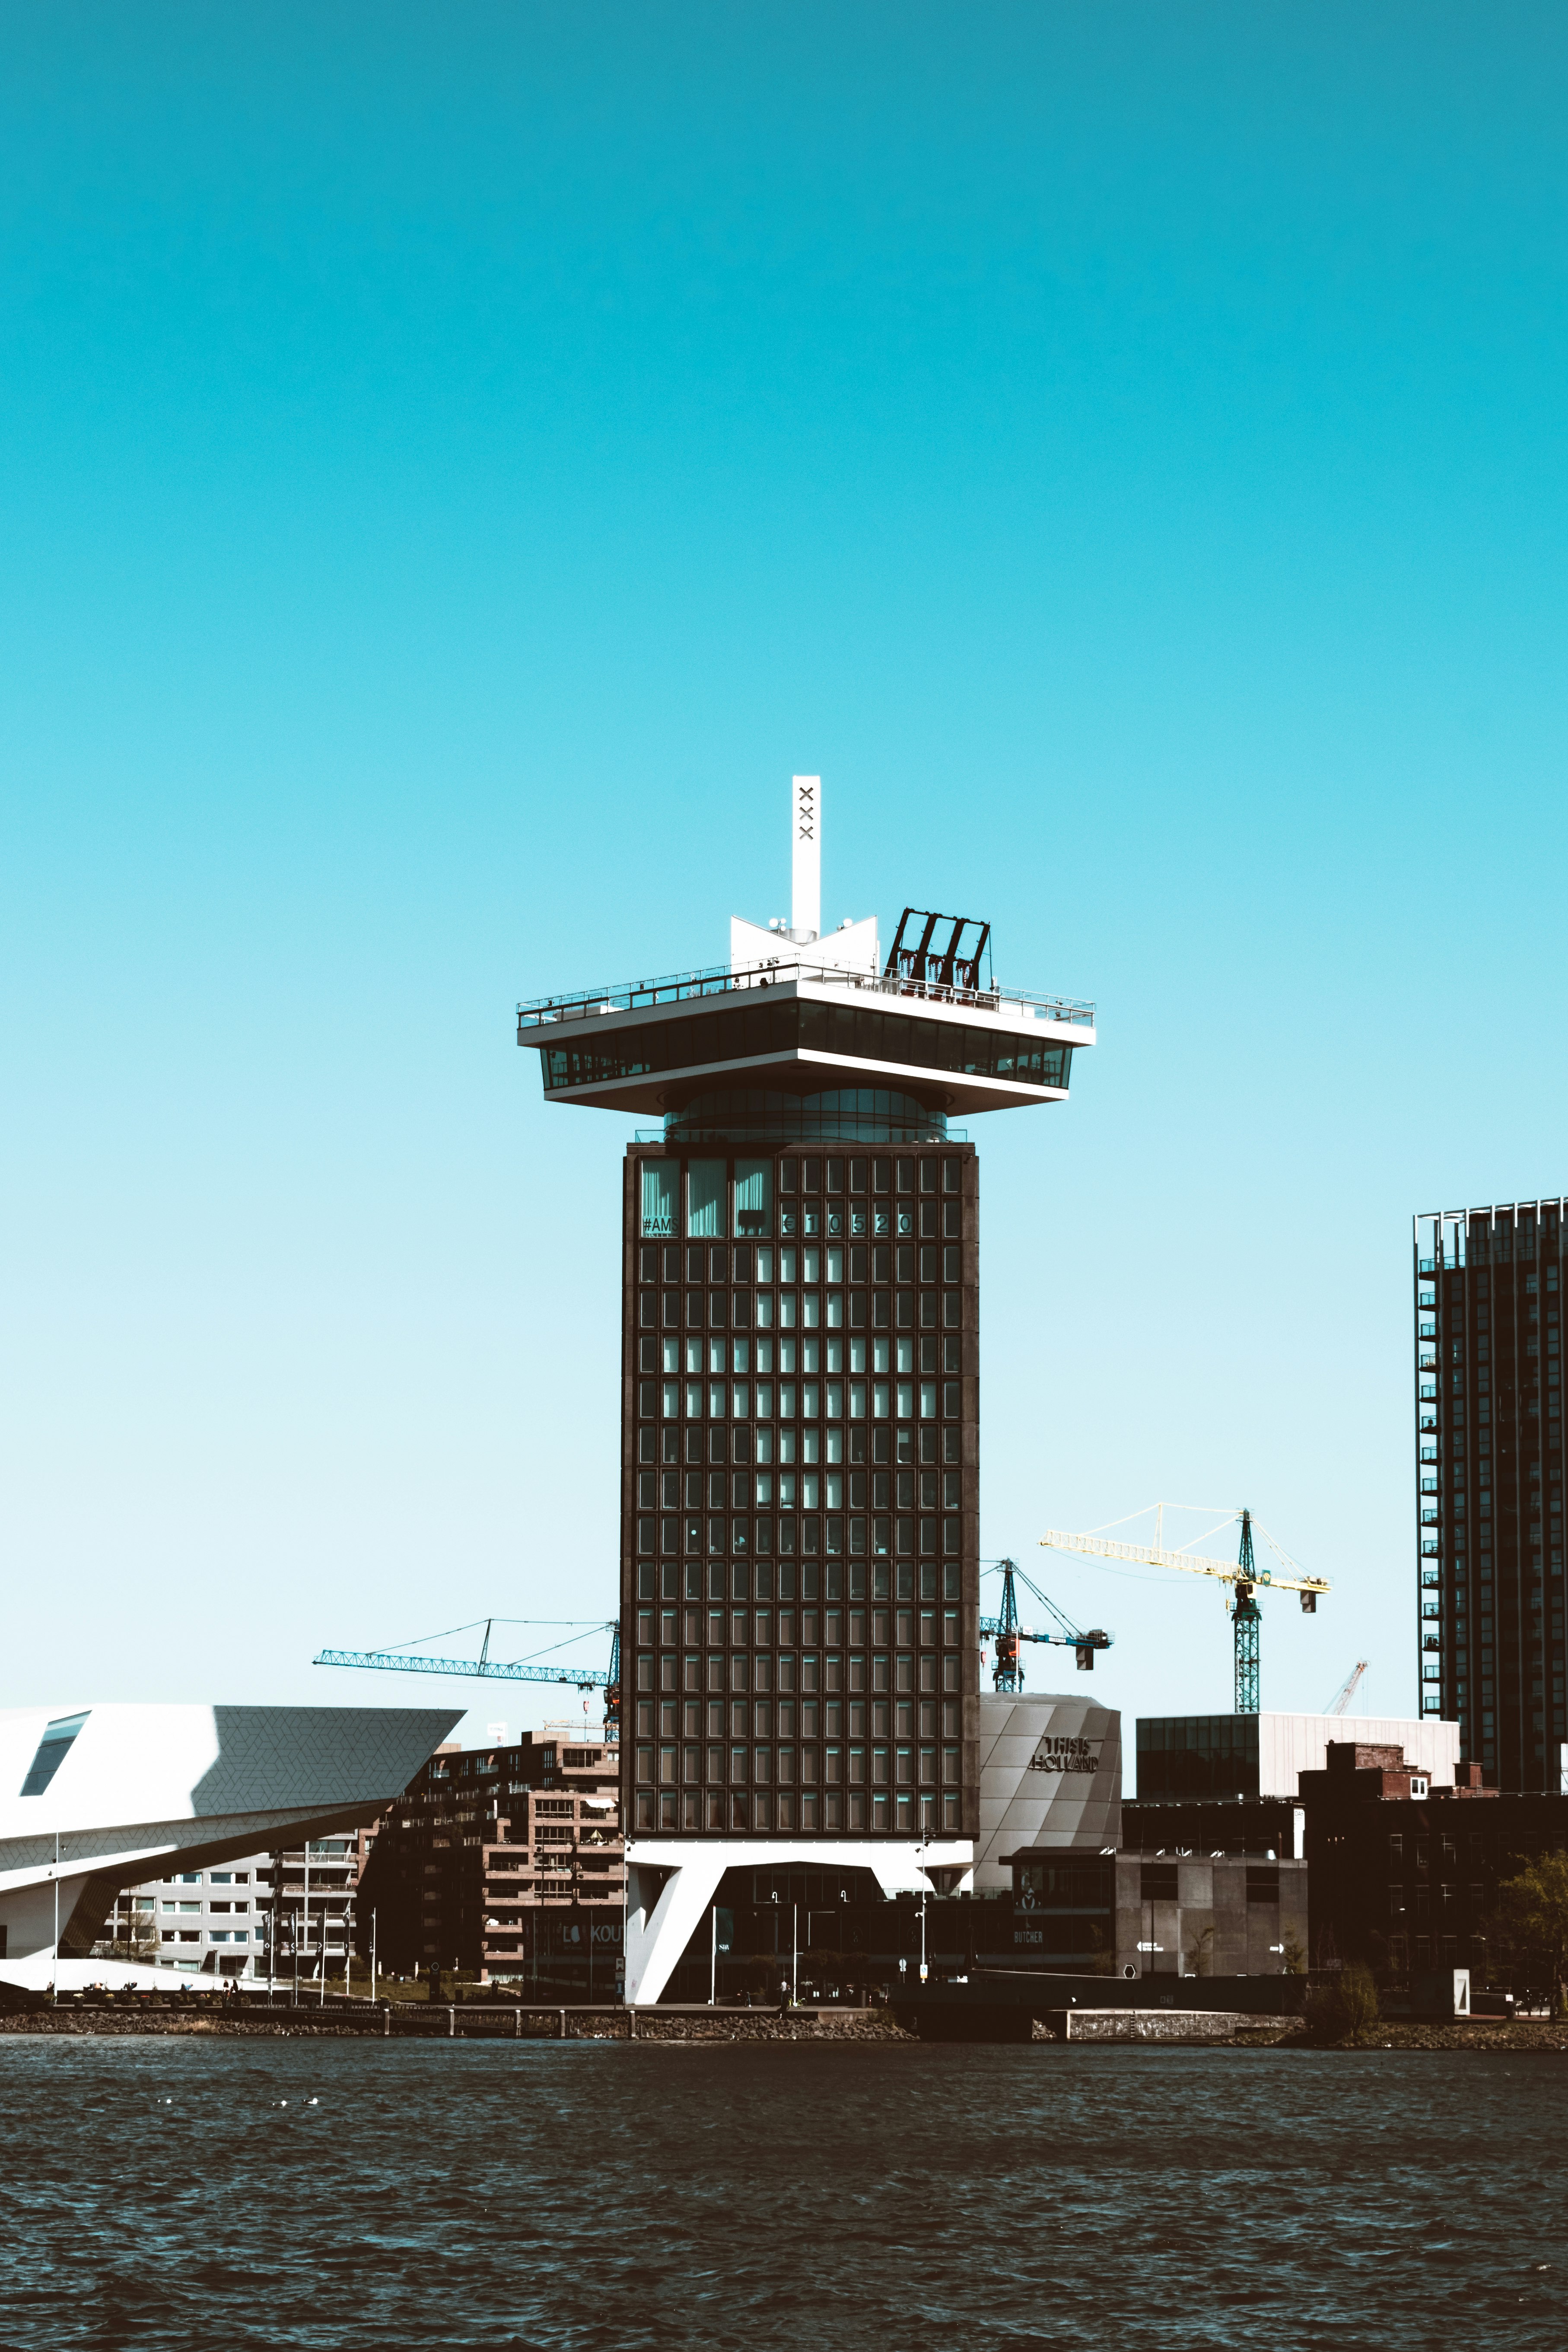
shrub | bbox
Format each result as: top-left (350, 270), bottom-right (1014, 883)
top-left (1308, 1961), bottom-right (1380, 2045)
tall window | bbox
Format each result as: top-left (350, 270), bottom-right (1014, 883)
top-left (735, 1158), bottom-right (772, 1237)
top-left (641, 1163), bottom-right (676, 1239)
top-left (687, 1160), bottom-right (727, 1238)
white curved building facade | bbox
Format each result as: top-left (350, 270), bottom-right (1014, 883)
top-left (973, 1691), bottom-right (1122, 1893)
top-left (0, 1702), bottom-right (461, 1992)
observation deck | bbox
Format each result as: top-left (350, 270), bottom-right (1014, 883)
top-left (517, 953), bottom-right (1096, 1121)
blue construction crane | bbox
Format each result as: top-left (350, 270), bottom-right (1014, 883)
top-left (980, 1559), bottom-right (1111, 1690)
top-left (314, 1619), bottom-right (621, 1743)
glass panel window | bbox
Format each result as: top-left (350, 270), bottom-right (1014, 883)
top-left (19, 1711), bottom-right (89, 1798)
top-left (641, 1163), bottom-right (677, 1240)
top-left (735, 1158), bottom-right (773, 1238)
top-left (687, 1159), bottom-right (727, 1238)
top-left (732, 1338), bottom-right (750, 1373)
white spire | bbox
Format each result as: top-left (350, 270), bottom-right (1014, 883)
top-left (792, 774), bottom-right (820, 942)
top-left (729, 771), bottom-right (877, 977)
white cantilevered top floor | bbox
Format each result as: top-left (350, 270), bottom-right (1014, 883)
top-left (518, 956), bottom-right (1096, 1120)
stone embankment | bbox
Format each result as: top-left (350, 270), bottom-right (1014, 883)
top-left (6, 2001), bottom-right (1568, 2050)
top-left (0, 2000), bottom-right (911, 2043)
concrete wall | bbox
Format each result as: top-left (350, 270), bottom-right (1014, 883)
top-left (974, 1693), bottom-right (1121, 1894)
top-left (1253, 1714), bottom-right (1460, 1797)
top-left (1114, 1853), bottom-right (1308, 1980)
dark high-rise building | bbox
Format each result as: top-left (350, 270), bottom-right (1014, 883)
top-left (1415, 1201), bottom-right (1567, 1794)
top-left (518, 777), bottom-right (1095, 2000)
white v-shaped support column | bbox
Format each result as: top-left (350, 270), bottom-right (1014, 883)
top-left (623, 1836), bottom-right (973, 2005)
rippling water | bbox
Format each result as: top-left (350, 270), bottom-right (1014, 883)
top-left (2, 2040), bottom-right (1565, 2349)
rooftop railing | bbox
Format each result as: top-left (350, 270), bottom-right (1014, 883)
top-left (516, 956), bottom-right (1095, 1032)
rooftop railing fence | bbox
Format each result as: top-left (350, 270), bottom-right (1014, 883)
top-left (516, 955), bottom-right (1095, 1033)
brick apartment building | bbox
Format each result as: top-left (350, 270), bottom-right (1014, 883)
top-left (357, 1730), bottom-right (624, 1988)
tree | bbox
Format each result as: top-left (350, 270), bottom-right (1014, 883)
top-left (1308, 1961), bottom-right (1380, 2046)
top-left (1183, 1925), bottom-right (1214, 1978)
top-left (1495, 1849), bottom-right (1568, 2018)
top-left (1281, 1933), bottom-right (1307, 1977)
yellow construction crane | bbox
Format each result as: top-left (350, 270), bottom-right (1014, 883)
top-left (1039, 1505), bottom-right (1330, 1714)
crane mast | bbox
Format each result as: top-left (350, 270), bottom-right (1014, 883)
top-left (1232, 1510), bottom-right (1261, 1713)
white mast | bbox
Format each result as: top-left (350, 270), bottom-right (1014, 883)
top-left (792, 774), bottom-right (820, 942)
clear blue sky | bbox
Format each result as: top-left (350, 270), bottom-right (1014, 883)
top-left (5, 5), bottom-right (1565, 1771)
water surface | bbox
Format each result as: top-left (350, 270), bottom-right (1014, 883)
top-left (2, 2040), bottom-right (1563, 2349)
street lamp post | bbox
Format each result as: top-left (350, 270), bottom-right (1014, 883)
top-left (918, 1844), bottom-right (928, 1986)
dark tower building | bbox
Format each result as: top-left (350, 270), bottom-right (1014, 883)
top-left (1415, 1201), bottom-right (1567, 1795)
top-left (518, 778), bottom-right (1095, 1999)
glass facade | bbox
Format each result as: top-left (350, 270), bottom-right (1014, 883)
top-left (1414, 1202), bottom-right (1568, 1792)
top-left (546, 995), bottom-right (1071, 1096)
top-left (623, 1140), bottom-right (979, 1841)
top-left (667, 1088), bottom-right (948, 1146)
top-left (1136, 1716), bottom-right (1262, 1802)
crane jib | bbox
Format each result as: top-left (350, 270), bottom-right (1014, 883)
top-left (312, 1648), bottom-right (610, 1686)
top-left (1037, 1528), bottom-right (1330, 1596)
